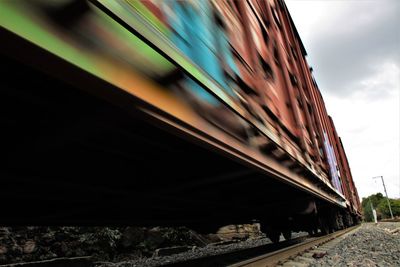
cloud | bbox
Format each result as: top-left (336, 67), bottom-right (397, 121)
top-left (323, 86), bottom-right (399, 198)
top-left (353, 62), bottom-right (400, 100)
top-left (305, 0), bottom-right (400, 98)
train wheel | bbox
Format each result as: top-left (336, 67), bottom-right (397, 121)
top-left (268, 230), bottom-right (281, 243)
top-left (260, 222), bottom-right (281, 243)
top-left (318, 217), bottom-right (330, 235)
top-left (321, 224), bottom-right (330, 235)
top-left (282, 230), bottom-right (292, 240)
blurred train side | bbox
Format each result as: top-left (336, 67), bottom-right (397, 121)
top-left (127, 0), bottom-right (362, 218)
top-left (0, 0), bottom-right (361, 232)
top-left (163, 0), bottom-right (363, 214)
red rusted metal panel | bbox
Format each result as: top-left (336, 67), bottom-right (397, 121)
top-left (213, 0), bottom-right (355, 202)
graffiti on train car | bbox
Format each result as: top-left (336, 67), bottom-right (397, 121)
top-left (323, 132), bottom-right (343, 194)
top-left (160, 0), bottom-right (250, 140)
top-left (95, 0), bottom-right (335, 187)
top-left (80, 0), bottom-right (250, 142)
top-left (130, 0), bottom-right (303, 144)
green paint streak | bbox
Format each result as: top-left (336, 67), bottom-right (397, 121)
top-left (92, 7), bottom-right (173, 72)
top-left (95, 0), bottom-right (234, 106)
top-left (0, 2), bottom-right (100, 76)
top-left (0, 0), bottom-right (233, 106)
top-left (0, 1), bottom-right (174, 79)
top-left (124, 0), bottom-right (169, 34)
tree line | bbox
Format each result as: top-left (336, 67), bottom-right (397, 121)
top-left (361, 193), bottom-right (400, 221)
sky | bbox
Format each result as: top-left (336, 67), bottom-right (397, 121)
top-left (286, 0), bottom-right (400, 200)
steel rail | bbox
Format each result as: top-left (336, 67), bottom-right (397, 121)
top-left (161, 234), bottom-right (309, 267)
top-left (229, 225), bottom-right (360, 267)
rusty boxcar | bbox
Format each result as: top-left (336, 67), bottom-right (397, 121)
top-left (0, 0), bottom-right (360, 241)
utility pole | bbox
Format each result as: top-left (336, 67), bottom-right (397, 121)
top-left (373, 176), bottom-right (394, 219)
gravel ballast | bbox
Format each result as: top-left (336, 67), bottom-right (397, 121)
top-left (95, 235), bottom-right (272, 267)
top-left (2, 223), bottom-right (398, 266)
top-left (308, 222), bottom-right (400, 267)
top-left (95, 232), bottom-right (308, 267)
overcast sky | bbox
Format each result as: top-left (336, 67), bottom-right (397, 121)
top-left (286, 0), bottom-right (400, 200)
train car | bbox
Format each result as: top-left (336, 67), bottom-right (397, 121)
top-left (0, 0), bottom-right (360, 241)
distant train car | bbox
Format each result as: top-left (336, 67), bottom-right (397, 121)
top-left (0, 0), bottom-right (360, 241)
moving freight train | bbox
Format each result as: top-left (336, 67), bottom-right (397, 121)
top-left (0, 0), bottom-right (361, 241)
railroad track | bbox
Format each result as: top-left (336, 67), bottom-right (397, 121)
top-left (231, 225), bottom-right (360, 267)
top-left (162, 225), bottom-right (360, 267)
top-left (160, 235), bottom-right (307, 267)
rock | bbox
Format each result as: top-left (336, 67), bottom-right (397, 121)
top-left (312, 252), bottom-right (327, 258)
top-left (0, 228), bottom-right (10, 237)
top-left (363, 258), bottom-right (377, 266)
top-left (23, 240), bottom-right (36, 254)
top-left (146, 228), bottom-right (165, 249)
top-left (12, 243), bottom-right (23, 254)
top-left (216, 224), bottom-right (261, 240)
top-left (153, 246), bottom-right (193, 257)
top-left (332, 253), bottom-right (341, 262)
top-left (55, 232), bottom-right (67, 241)
top-left (41, 233), bottom-right (55, 245)
top-left (60, 241), bottom-right (69, 255)
top-left (206, 234), bottom-right (221, 243)
top-left (0, 255), bottom-right (7, 263)
top-left (121, 227), bottom-right (145, 248)
top-left (0, 245), bottom-right (7, 255)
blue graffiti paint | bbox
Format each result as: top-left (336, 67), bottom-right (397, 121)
top-left (323, 132), bottom-right (343, 194)
top-left (164, 0), bottom-right (238, 105)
